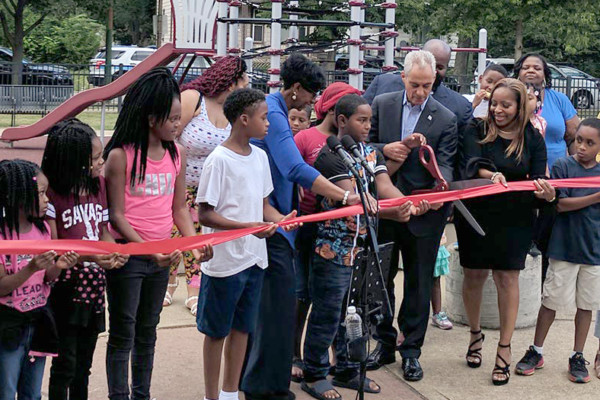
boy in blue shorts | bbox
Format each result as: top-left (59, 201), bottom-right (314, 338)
top-left (516, 118), bottom-right (600, 383)
top-left (196, 88), bottom-right (298, 400)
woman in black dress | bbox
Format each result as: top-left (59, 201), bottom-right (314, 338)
top-left (456, 78), bottom-right (556, 385)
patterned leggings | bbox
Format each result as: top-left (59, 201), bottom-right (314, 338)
top-left (169, 185), bottom-right (202, 288)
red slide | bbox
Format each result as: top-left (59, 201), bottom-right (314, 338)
top-left (1, 43), bottom-right (181, 142)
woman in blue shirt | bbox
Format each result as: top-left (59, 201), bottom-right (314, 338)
top-left (515, 53), bottom-right (581, 282)
top-left (514, 53), bottom-right (580, 170)
top-left (241, 54), bottom-right (362, 400)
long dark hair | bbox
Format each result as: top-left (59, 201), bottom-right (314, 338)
top-left (0, 159), bottom-right (47, 239)
top-left (482, 78), bottom-right (530, 162)
top-left (42, 118), bottom-right (99, 202)
top-left (514, 53), bottom-right (552, 89)
top-left (103, 67), bottom-right (180, 186)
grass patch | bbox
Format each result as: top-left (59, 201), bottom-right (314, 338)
top-left (0, 111), bottom-right (119, 131)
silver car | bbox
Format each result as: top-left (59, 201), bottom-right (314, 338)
top-left (88, 45), bottom-right (156, 86)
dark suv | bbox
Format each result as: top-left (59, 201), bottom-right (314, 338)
top-left (0, 47), bottom-right (73, 86)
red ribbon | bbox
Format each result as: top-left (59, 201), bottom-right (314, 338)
top-left (2, 177), bottom-right (599, 255)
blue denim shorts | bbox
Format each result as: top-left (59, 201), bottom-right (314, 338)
top-left (196, 265), bottom-right (265, 338)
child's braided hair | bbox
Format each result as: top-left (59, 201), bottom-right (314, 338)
top-left (42, 118), bottom-right (99, 202)
top-left (0, 159), bottom-right (46, 239)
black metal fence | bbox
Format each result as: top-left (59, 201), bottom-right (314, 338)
top-left (1, 61), bottom-right (598, 124)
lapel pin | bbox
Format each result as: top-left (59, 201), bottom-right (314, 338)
top-left (427, 115), bottom-right (432, 121)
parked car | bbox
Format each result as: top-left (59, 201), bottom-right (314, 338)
top-left (483, 57), bottom-right (515, 76)
top-left (332, 56), bottom-right (402, 88)
top-left (553, 65), bottom-right (600, 109)
top-left (484, 58), bottom-right (600, 109)
top-left (0, 46), bottom-right (73, 86)
top-left (167, 54), bottom-right (213, 84)
top-left (109, 54), bottom-right (214, 85)
top-left (88, 45), bottom-right (156, 86)
top-left (334, 56), bottom-right (404, 73)
top-left (247, 70), bottom-right (269, 93)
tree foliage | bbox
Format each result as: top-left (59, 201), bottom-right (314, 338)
top-left (393, 0), bottom-right (600, 76)
top-left (0, 0), bottom-right (54, 82)
top-left (23, 12), bottom-right (103, 64)
top-left (113, 0), bottom-right (155, 46)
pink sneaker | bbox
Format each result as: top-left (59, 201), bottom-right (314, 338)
top-left (431, 312), bottom-right (453, 330)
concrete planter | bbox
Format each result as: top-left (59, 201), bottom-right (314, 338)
top-left (444, 248), bottom-right (541, 329)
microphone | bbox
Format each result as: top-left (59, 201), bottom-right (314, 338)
top-left (326, 136), bottom-right (360, 179)
top-left (341, 135), bottom-right (376, 176)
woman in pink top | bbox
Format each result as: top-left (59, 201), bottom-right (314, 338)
top-left (0, 159), bottom-right (78, 400)
top-left (165, 56), bottom-right (249, 316)
top-left (291, 82), bottom-right (361, 382)
top-left (103, 67), bottom-right (213, 400)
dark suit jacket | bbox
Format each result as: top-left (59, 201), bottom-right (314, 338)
top-left (431, 84), bottom-right (473, 178)
top-left (365, 75), bottom-right (472, 180)
top-left (364, 74), bottom-right (471, 132)
top-left (363, 73), bottom-right (405, 105)
top-left (369, 90), bottom-right (458, 236)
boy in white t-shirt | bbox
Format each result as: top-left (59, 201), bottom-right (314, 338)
top-left (196, 88), bottom-right (298, 400)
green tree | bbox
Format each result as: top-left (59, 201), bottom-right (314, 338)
top-left (393, 0), bottom-right (600, 81)
top-left (23, 13), bottom-right (103, 64)
top-left (0, 0), bottom-right (51, 83)
top-left (75, 0), bottom-right (156, 47)
top-left (113, 0), bottom-right (155, 46)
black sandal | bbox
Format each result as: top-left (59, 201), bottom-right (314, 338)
top-left (466, 329), bottom-right (485, 368)
top-left (291, 357), bottom-right (304, 383)
top-left (492, 343), bottom-right (511, 386)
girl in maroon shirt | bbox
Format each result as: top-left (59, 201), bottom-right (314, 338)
top-left (42, 118), bottom-right (129, 400)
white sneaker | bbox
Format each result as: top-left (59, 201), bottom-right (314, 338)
top-left (431, 312), bottom-right (453, 330)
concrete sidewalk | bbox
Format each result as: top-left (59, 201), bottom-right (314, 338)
top-left (40, 280), bottom-right (424, 400)
top-left (39, 271), bottom-right (599, 400)
top-left (5, 134), bottom-right (599, 399)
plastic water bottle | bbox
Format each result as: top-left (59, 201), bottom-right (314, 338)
top-left (345, 306), bottom-right (363, 341)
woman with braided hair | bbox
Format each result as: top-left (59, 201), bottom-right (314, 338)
top-left (164, 56), bottom-right (249, 315)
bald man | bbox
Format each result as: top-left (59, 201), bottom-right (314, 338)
top-left (422, 39), bottom-right (472, 172)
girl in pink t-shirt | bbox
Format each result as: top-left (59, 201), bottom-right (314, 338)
top-left (0, 159), bottom-right (78, 400)
top-left (102, 67), bottom-right (213, 399)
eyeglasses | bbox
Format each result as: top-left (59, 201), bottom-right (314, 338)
top-left (301, 85), bottom-right (321, 97)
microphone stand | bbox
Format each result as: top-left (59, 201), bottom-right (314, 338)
top-left (345, 155), bottom-right (392, 400)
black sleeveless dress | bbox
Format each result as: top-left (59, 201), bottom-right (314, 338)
top-left (455, 119), bottom-right (550, 270)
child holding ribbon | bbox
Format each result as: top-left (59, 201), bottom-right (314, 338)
top-left (302, 94), bottom-right (430, 399)
top-left (196, 88), bottom-right (298, 400)
top-left (516, 118), bottom-right (600, 383)
top-left (103, 67), bottom-right (213, 399)
top-left (0, 159), bottom-right (78, 400)
top-left (41, 118), bottom-right (129, 399)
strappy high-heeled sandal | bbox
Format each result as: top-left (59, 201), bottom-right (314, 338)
top-left (466, 329), bottom-right (485, 368)
top-left (492, 343), bottom-right (511, 386)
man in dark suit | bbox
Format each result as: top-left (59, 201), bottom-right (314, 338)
top-left (363, 71), bottom-right (404, 104)
top-left (364, 40), bottom-right (471, 163)
top-left (367, 50), bottom-right (457, 381)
